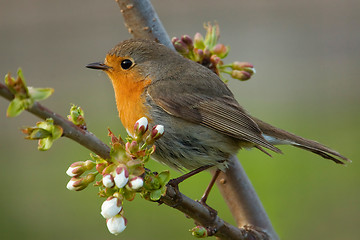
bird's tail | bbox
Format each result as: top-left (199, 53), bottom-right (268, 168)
top-left (252, 117), bottom-right (350, 164)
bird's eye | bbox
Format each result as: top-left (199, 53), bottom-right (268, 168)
top-left (120, 59), bottom-right (133, 70)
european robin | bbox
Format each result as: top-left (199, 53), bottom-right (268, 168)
top-left (87, 39), bottom-right (349, 171)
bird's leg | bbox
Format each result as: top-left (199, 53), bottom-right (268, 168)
top-left (168, 165), bottom-right (212, 189)
top-left (200, 168), bottom-right (221, 205)
top-left (198, 169), bottom-right (221, 217)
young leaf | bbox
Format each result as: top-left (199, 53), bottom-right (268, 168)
top-left (38, 138), bottom-right (53, 151)
top-left (6, 97), bottom-right (25, 117)
top-left (158, 170), bottom-right (170, 185)
top-left (28, 87), bottom-right (54, 101)
top-left (150, 189), bottom-right (162, 201)
top-left (52, 125), bottom-right (63, 140)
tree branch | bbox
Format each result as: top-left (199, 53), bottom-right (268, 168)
top-left (115, 0), bottom-right (173, 49)
top-left (116, 0), bottom-right (278, 239)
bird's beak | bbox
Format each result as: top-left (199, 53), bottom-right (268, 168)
top-left (86, 62), bottom-right (111, 70)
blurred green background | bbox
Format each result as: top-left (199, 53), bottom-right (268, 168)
top-left (1, 0), bottom-right (359, 239)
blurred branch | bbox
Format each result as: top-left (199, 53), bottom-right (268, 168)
top-left (116, 0), bottom-right (278, 239)
top-left (115, 0), bottom-right (173, 49)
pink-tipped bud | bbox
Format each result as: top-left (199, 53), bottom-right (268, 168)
top-left (232, 61), bottom-right (253, 69)
top-left (103, 174), bottom-right (115, 188)
top-left (212, 43), bottom-right (229, 58)
top-left (66, 166), bottom-right (83, 177)
top-left (128, 176), bottom-right (144, 190)
top-left (194, 48), bottom-right (204, 61)
top-left (125, 140), bottom-right (138, 153)
top-left (232, 61), bottom-right (256, 74)
top-left (106, 215), bottom-right (127, 235)
top-left (66, 161), bottom-right (86, 177)
top-left (194, 33), bottom-right (205, 49)
top-left (210, 55), bottom-right (221, 65)
top-left (181, 35), bottom-right (194, 50)
top-left (114, 166), bottom-right (129, 189)
top-left (231, 70), bottom-right (252, 81)
top-left (101, 197), bottom-right (122, 219)
top-left (151, 125), bottom-right (164, 139)
top-left (66, 177), bottom-right (87, 191)
top-left (134, 117), bottom-right (148, 136)
top-left (96, 163), bottom-right (107, 174)
top-left (173, 40), bottom-right (189, 55)
top-left (66, 173), bottom-right (95, 191)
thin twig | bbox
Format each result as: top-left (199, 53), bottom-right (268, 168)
top-left (0, 83), bottom-right (111, 159)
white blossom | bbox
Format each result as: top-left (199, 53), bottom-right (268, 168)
top-left (106, 215), bottom-right (127, 235)
top-left (66, 166), bottom-right (80, 177)
top-left (128, 177), bottom-right (144, 190)
top-left (103, 174), bottom-right (115, 188)
top-left (114, 167), bottom-right (129, 189)
top-left (101, 197), bottom-right (122, 219)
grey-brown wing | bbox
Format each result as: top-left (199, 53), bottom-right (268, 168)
top-left (147, 85), bottom-right (281, 153)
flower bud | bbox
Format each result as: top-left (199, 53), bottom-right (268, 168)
top-left (101, 197), bottom-right (122, 219)
top-left (212, 43), bottom-right (229, 58)
top-left (103, 174), bottom-right (115, 188)
top-left (194, 48), bottom-right (204, 62)
top-left (96, 163), bottom-right (107, 174)
top-left (231, 70), bottom-right (252, 81)
top-left (181, 35), bottom-right (194, 50)
top-left (106, 214), bottom-right (127, 235)
top-left (173, 40), bottom-right (189, 55)
top-left (151, 125), bottom-right (164, 139)
top-left (194, 33), bottom-right (205, 49)
top-left (125, 140), bottom-right (138, 153)
top-left (134, 117), bottom-right (148, 136)
top-left (232, 61), bottom-right (253, 69)
top-left (210, 55), bottom-right (221, 66)
top-left (128, 176), bottom-right (144, 190)
top-left (66, 177), bottom-right (87, 191)
top-left (232, 61), bottom-right (256, 75)
top-left (66, 162), bottom-right (85, 177)
top-left (67, 105), bottom-right (86, 127)
top-left (114, 166), bottom-right (129, 189)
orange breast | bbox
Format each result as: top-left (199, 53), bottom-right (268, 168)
top-left (107, 69), bottom-right (152, 134)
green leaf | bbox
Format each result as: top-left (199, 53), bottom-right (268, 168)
top-left (150, 189), bottom-right (162, 201)
top-left (7, 97), bottom-right (25, 117)
top-left (52, 125), bottom-right (63, 140)
top-left (16, 68), bottom-right (29, 96)
top-left (37, 120), bottom-right (52, 131)
top-left (4, 73), bottom-right (10, 86)
top-left (17, 68), bottom-right (25, 84)
top-left (38, 138), bottom-right (53, 151)
top-left (158, 170), bottom-right (170, 186)
top-left (28, 128), bottom-right (51, 139)
top-left (28, 87), bottom-right (54, 101)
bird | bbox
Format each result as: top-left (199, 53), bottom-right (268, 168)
top-left (86, 39), bottom-right (349, 173)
